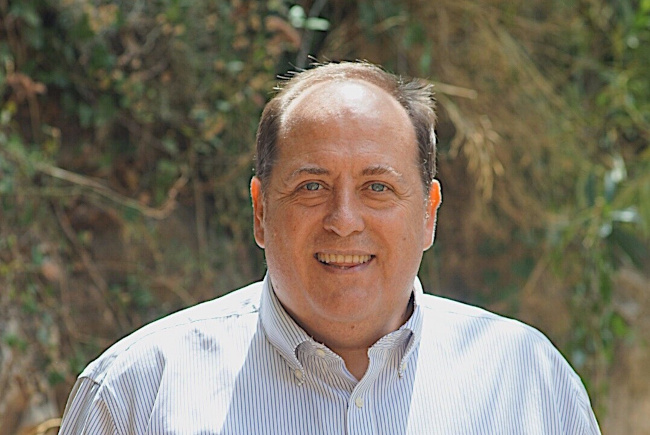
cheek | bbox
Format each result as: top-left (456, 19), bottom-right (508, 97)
top-left (278, 206), bottom-right (319, 229)
top-left (375, 206), bottom-right (425, 234)
top-left (265, 207), bottom-right (314, 248)
top-left (385, 216), bottom-right (428, 253)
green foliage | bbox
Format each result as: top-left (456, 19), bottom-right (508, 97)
top-left (549, 157), bottom-right (646, 396)
top-left (0, 0), bottom-right (296, 417)
top-left (288, 5), bottom-right (330, 31)
top-left (541, 0), bottom-right (650, 406)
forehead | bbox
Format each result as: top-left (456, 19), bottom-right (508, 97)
top-left (280, 79), bottom-right (411, 134)
top-left (272, 79), bottom-right (420, 181)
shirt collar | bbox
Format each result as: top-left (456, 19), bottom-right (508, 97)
top-left (399, 278), bottom-right (424, 376)
top-left (259, 273), bottom-right (424, 374)
top-left (259, 274), bottom-right (312, 372)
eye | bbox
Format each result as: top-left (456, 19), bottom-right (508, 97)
top-left (369, 183), bottom-right (388, 192)
top-left (303, 182), bottom-right (322, 191)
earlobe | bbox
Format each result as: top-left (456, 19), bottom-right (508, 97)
top-left (423, 179), bottom-right (442, 251)
top-left (250, 177), bottom-right (266, 248)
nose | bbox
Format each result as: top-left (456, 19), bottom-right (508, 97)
top-left (322, 188), bottom-right (365, 237)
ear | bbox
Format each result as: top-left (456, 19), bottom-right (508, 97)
top-left (423, 179), bottom-right (442, 251)
top-left (250, 176), bottom-right (266, 248)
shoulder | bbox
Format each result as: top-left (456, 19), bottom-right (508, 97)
top-left (418, 293), bottom-right (591, 395)
top-left (415, 294), bottom-right (600, 433)
top-left (79, 280), bottom-right (264, 384)
top-left (60, 281), bottom-right (265, 433)
top-left (419, 292), bottom-right (552, 344)
top-left (418, 292), bottom-right (580, 380)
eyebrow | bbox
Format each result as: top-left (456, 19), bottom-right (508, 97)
top-left (287, 166), bottom-right (330, 181)
top-left (361, 164), bottom-right (405, 180)
top-left (286, 164), bottom-right (405, 182)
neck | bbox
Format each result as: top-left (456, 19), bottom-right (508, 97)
top-left (332, 346), bottom-right (370, 381)
top-left (288, 294), bottom-right (415, 381)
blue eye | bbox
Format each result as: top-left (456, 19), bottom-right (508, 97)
top-left (304, 182), bottom-right (321, 191)
top-left (369, 183), bottom-right (387, 192)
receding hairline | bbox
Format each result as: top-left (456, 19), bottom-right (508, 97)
top-left (274, 62), bottom-right (404, 115)
top-left (254, 61), bottom-right (438, 194)
top-left (278, 78), bottom-right (414, 137)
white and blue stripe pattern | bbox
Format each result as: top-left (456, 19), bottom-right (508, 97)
top-left (59, 276), bottom-right (601, 434)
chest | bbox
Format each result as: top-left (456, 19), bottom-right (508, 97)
top-left (139, 337), bottom-right (557, 435)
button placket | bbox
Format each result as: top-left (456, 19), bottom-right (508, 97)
top-left (347, 389), bottom-right (374, 435)
top-left (398, 361), bottom-right (407, 378)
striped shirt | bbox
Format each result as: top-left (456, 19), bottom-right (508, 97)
top-left (59, 276), bottom-right (601, 434)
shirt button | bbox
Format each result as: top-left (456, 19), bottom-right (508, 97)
top-left (355, 397), bottom-right (364, 408)
top-left (316, 348), bottom-right (326, 357)
top-left (294, 369), bottom-right (303, 380)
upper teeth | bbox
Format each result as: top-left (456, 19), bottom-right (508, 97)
top-left (317, 254), bottom-right (372, 264)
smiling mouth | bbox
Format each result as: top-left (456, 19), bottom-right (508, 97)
top-left (316, 253), bottom-right (374, 267)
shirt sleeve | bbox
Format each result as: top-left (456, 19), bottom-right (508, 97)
top-left (59, 376), bottom-right (119, 435)
top-left (579, 386), bottom-right (602, 435)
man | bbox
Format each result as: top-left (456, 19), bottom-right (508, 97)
top-left (59, 62), bottom-right (601, 434)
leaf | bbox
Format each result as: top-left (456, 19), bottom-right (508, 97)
top-left (609, 226), bottom-right (650, 269)
top-left (288, 5), bottom-right (306, 28)
top-left (610, 312), bottom-right (630, 339)
top-left (9, 2), bottom-right (41, 27)
top-left (610, 207), bottom-right (641, 224)
top-left (304, 17), bottom-right (330, 31)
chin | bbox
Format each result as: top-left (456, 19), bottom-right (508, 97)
top-left (311, 292), bottom-right (376, 317)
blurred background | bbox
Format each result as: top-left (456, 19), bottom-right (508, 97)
top-left (0, 0), bottom-right (648, 433)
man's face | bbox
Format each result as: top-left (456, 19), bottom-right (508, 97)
top-left (251, 79), bottom-right (441, 341)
